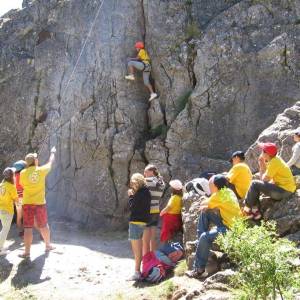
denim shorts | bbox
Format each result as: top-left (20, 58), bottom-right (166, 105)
top-left (128, 223), bottom-right (146, 240)
top-left (146, 213), bottom-right (159, 227)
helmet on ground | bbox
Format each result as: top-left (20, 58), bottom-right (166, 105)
top-left (135, 41), bottom-right (144, 49)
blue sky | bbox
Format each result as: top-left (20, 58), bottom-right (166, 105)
top-left (0, 0), bottom-right (23, 17)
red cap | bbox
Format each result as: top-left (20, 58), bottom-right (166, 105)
top-left (135, 41), bottom-right (144, 49)
top-left (259, 142), bottom-right (277, 157)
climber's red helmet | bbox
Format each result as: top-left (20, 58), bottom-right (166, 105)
top-left (135, 41), bottom-right (144, 49)
top-left (259, 142), bottom-right (278, 157)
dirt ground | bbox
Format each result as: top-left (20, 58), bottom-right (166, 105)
top-left (0, 220), bottom-right (157, 300)
top-left (0, 220), bottom-right (235, 300)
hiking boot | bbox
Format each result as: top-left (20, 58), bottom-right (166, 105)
top-left (185, 267), bottom-right (205, 279)
top-left (125, 74), bottom-right (135, 81)
top-left (149, 93), bottom-right (158, 102)
top-left (127, 271), bottom-right (142, 281)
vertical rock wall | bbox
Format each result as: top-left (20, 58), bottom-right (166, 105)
top-left (0, 0), bottom-right (299, 227)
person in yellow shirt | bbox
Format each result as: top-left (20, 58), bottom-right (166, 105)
top-left (19, 147), bottom-right (56, 259)
top-left (125, 41), bottom-right (158, 102)
top-left (226, 151), bottom-right (252, 200)
top-left (0, 167), bottom-right (18, 256)
top-left (160, 180), bottom-right (183, 243)
top-left (244, 143), bottom-right (296, 220)
top-left (186, 175), bottom-right (242, 278)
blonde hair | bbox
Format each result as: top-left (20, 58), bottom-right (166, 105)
top-left (130, 173), bottom-right (146, 192)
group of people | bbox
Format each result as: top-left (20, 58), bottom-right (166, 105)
top-left (0, 127), bottom-right (299, 283)
top-left (0, 147), bottom-right (56, 258)
top-left (127, 128), bottom-right (300, 281)
top-left (127, 165), bottom-right (184, 281)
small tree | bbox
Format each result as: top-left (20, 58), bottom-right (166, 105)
top-left (216, 219), bottom-right (300, 300)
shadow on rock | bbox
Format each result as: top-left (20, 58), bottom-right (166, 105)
top-left (0, 257), bottom-right (13, 283)
top-left (11, 254), bottom-right (50, 288)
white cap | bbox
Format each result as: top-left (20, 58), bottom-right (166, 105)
top-left (169, 179), bottom-right (183, 190)
top-left (192, 178), bottom-right (211, 196)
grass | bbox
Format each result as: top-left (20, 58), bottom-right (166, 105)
top-left (174, 260), bottom-right (187, 277)
top-left (185, 22), bottom-right (202, 41)
top-left (150, 124), bottom-right (169, 139)
top-left (149, 279), bottom-right (176, 299)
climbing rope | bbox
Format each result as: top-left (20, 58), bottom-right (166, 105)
top-left (37, 0), bottom-right (105, 155)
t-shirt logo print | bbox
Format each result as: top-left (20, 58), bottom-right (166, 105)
top-left (0, 186), bottom-right (6, 196)
top-left (29, 172), bottom-right (40, 184)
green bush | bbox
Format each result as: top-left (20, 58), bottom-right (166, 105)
top-left (216, 219), bottom-right (300, 300)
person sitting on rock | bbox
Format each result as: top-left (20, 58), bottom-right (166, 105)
top-left (160, 180), bottom-right (183, 243)
top-left (0, 168), bottom-right (18, 256)
top-left (186, 175), bottom-right (242, 278)
top-left (125, 41), bottom-right (158, 102)
top-left (143, 164), bottom-right (165, 255)
top-left (226, 151), bottom-right (252, 201)
top-left (243, 142), bottom-right (296, 220)
top-left (286, 127), bottom-right (300, 176)
top-left (127, 173), bottom-right (151, 281)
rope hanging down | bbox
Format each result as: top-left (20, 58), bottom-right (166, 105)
top-left (38, 0), bottom-right (105, 154)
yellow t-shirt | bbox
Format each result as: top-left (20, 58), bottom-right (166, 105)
top-left (208, 188), bottom-right (242, 229)
top-left (0, 181), bottom-right (18, 215)
top-left (227, 162), bottom-right (252, 198)
top-left (265, 156), bottom-right (296, 193)
top-left (167, 195), bottom-right (182, 214)
top-left (138, 49), bottom-right (150, 64)
top-left (20, 165), bottom-right (51, 205)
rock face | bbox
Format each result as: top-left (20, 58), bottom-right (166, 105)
top-left (0, 0), bottom-right (300, 227)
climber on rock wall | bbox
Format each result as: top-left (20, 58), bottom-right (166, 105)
top-left (125, 41), bottom-right (158, 102)
top-left (243, 142), bottom-right (296, 220)
top-left (286, 127), bottom-right (300, 176)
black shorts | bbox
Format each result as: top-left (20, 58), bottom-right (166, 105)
top-left (146, 213), bottom-right (159, 227)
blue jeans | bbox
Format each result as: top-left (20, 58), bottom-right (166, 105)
top-left (194, 210), bottom-right (227, 269)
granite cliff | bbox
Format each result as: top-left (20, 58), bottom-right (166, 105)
top-left (0, 0), bottom-right (299, 227)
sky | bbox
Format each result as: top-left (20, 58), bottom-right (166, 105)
top-left (0, 0), bottom-right (23, 17)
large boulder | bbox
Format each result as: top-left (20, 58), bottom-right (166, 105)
top-left (0, 0), bottom-right (300, 227)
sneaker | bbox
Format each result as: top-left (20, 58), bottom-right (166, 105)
top-left (125, 74), bottom-right (135, 81)
top-left (185, 267), bottom-right (205, 278)
top-left (0, 249), bottom-right (9, 256)
top-left (127, 271), bottom-right (142, 281)
top-left (149, 93), bottom-right (158, 102)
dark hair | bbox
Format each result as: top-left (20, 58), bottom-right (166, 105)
top-left (171, 188), bottom-right (183, 196)
top-left (145, 164), bottom-right (159, 177)
top-left (213, 175), bottom-right (228, 190)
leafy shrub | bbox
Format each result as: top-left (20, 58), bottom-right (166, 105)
top-left (150, 124), bottom-right (169, 139)
top-left (216, 219), bottom-right (300, 300)
top-left (185, 22), bottom-right (201, 41)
